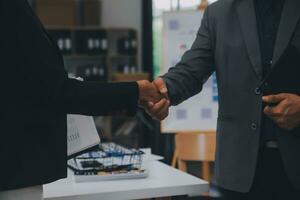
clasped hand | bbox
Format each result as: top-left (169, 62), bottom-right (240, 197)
top-left (263, 93), bottom-right (300, 131)
top-left (137, 78), bottom-right (170, 120)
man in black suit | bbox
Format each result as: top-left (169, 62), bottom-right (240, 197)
top-left (0, 0), bottom-right (166, 199)
top-left (144, 0), bottom-right (300, 199)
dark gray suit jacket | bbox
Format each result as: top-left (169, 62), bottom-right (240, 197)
top-left (162, 0), bottom-right (300, 192)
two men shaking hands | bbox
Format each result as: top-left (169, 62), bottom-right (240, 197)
top-left (137, 78), bottom-right (170, 121)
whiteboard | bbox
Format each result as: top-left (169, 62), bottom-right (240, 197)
top-left (161, 10), bottom-right (218, 133)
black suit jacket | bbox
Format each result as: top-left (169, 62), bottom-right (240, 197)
top-left (162, 0), bottom-right (300, 193)
top-left (0, 0), bottom-right (139, 191)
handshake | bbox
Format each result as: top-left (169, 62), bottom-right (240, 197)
top-left (137, 78), bottom-right (170, 120)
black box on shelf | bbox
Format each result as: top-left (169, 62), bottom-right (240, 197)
top-left (117, 30), bottom-right (137, 55)
top-left (117, 37), bottom-right (137, 55)
top-left (48, 29), bottom-right (73, 55)
top-left (76, 64), bottom-right (108, 82)
top-left (74, 30), bottom-right (108, 55)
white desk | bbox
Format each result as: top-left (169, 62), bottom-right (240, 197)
top-left (44, 161), bottom-right (209, 200)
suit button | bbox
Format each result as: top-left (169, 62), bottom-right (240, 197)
top-left (251, 123), bottom-right (257, 131)
top-left (255, 87), bottom-right (261, 95)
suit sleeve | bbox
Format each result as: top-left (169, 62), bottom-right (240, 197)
top-left (161, 7), bottom-right (216, 105)
top-left (0, 0), bottom-right (139, 116)
top-left (61, 79), bottom-right (139, 116)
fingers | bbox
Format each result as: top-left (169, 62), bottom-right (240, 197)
top-left (153, 78), bottom-right (168, 97)
top-left (139, 100), bottom-right (154, 109)
top-left (264, 105), bottom-right (292, 130)
top-left (147, 98), bottom-right (170, 120)
top-left (263, 93), bottom-right (292, 118)
top-left (264, 101), bottom-right (289, 118)
top-left (137, 80), bottom-right (161, 104)
top-left (156, 102), bottom-right (170, 120)
top-left (263, 94), bottom-right (296, 130)
top-left (148, 98), bottom-right (168, 115)
top-left (262, 93), bottom-right (289, 104)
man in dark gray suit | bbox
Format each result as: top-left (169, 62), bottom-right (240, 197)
top-left (144, 0), bottom-right (300, 199)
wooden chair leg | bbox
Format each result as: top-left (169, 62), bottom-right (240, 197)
top-left (178, 160), bottom-right (187, 172)
top-left (202, 161), bottom-right (210, 181)
top-left (171, 150), bottom-right (178, 168)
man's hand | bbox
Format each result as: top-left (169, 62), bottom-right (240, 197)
top-left (137, 80), bottom-right (161, 107)
top-left (263, 93), bottom-right (300, 131)
top-left (142, 78), bottom-right (170, 120)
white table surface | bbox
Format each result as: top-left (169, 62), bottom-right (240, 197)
top-left (43, 161), bottom-right (209, 200)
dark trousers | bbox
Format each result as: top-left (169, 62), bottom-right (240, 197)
top-left (219, 146), bottom-right (300, 200)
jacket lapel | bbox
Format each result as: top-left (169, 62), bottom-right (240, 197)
top-left (236, 0), bottom-right (262, 80)
top-left (272, 0), bottom-right (300, 67)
